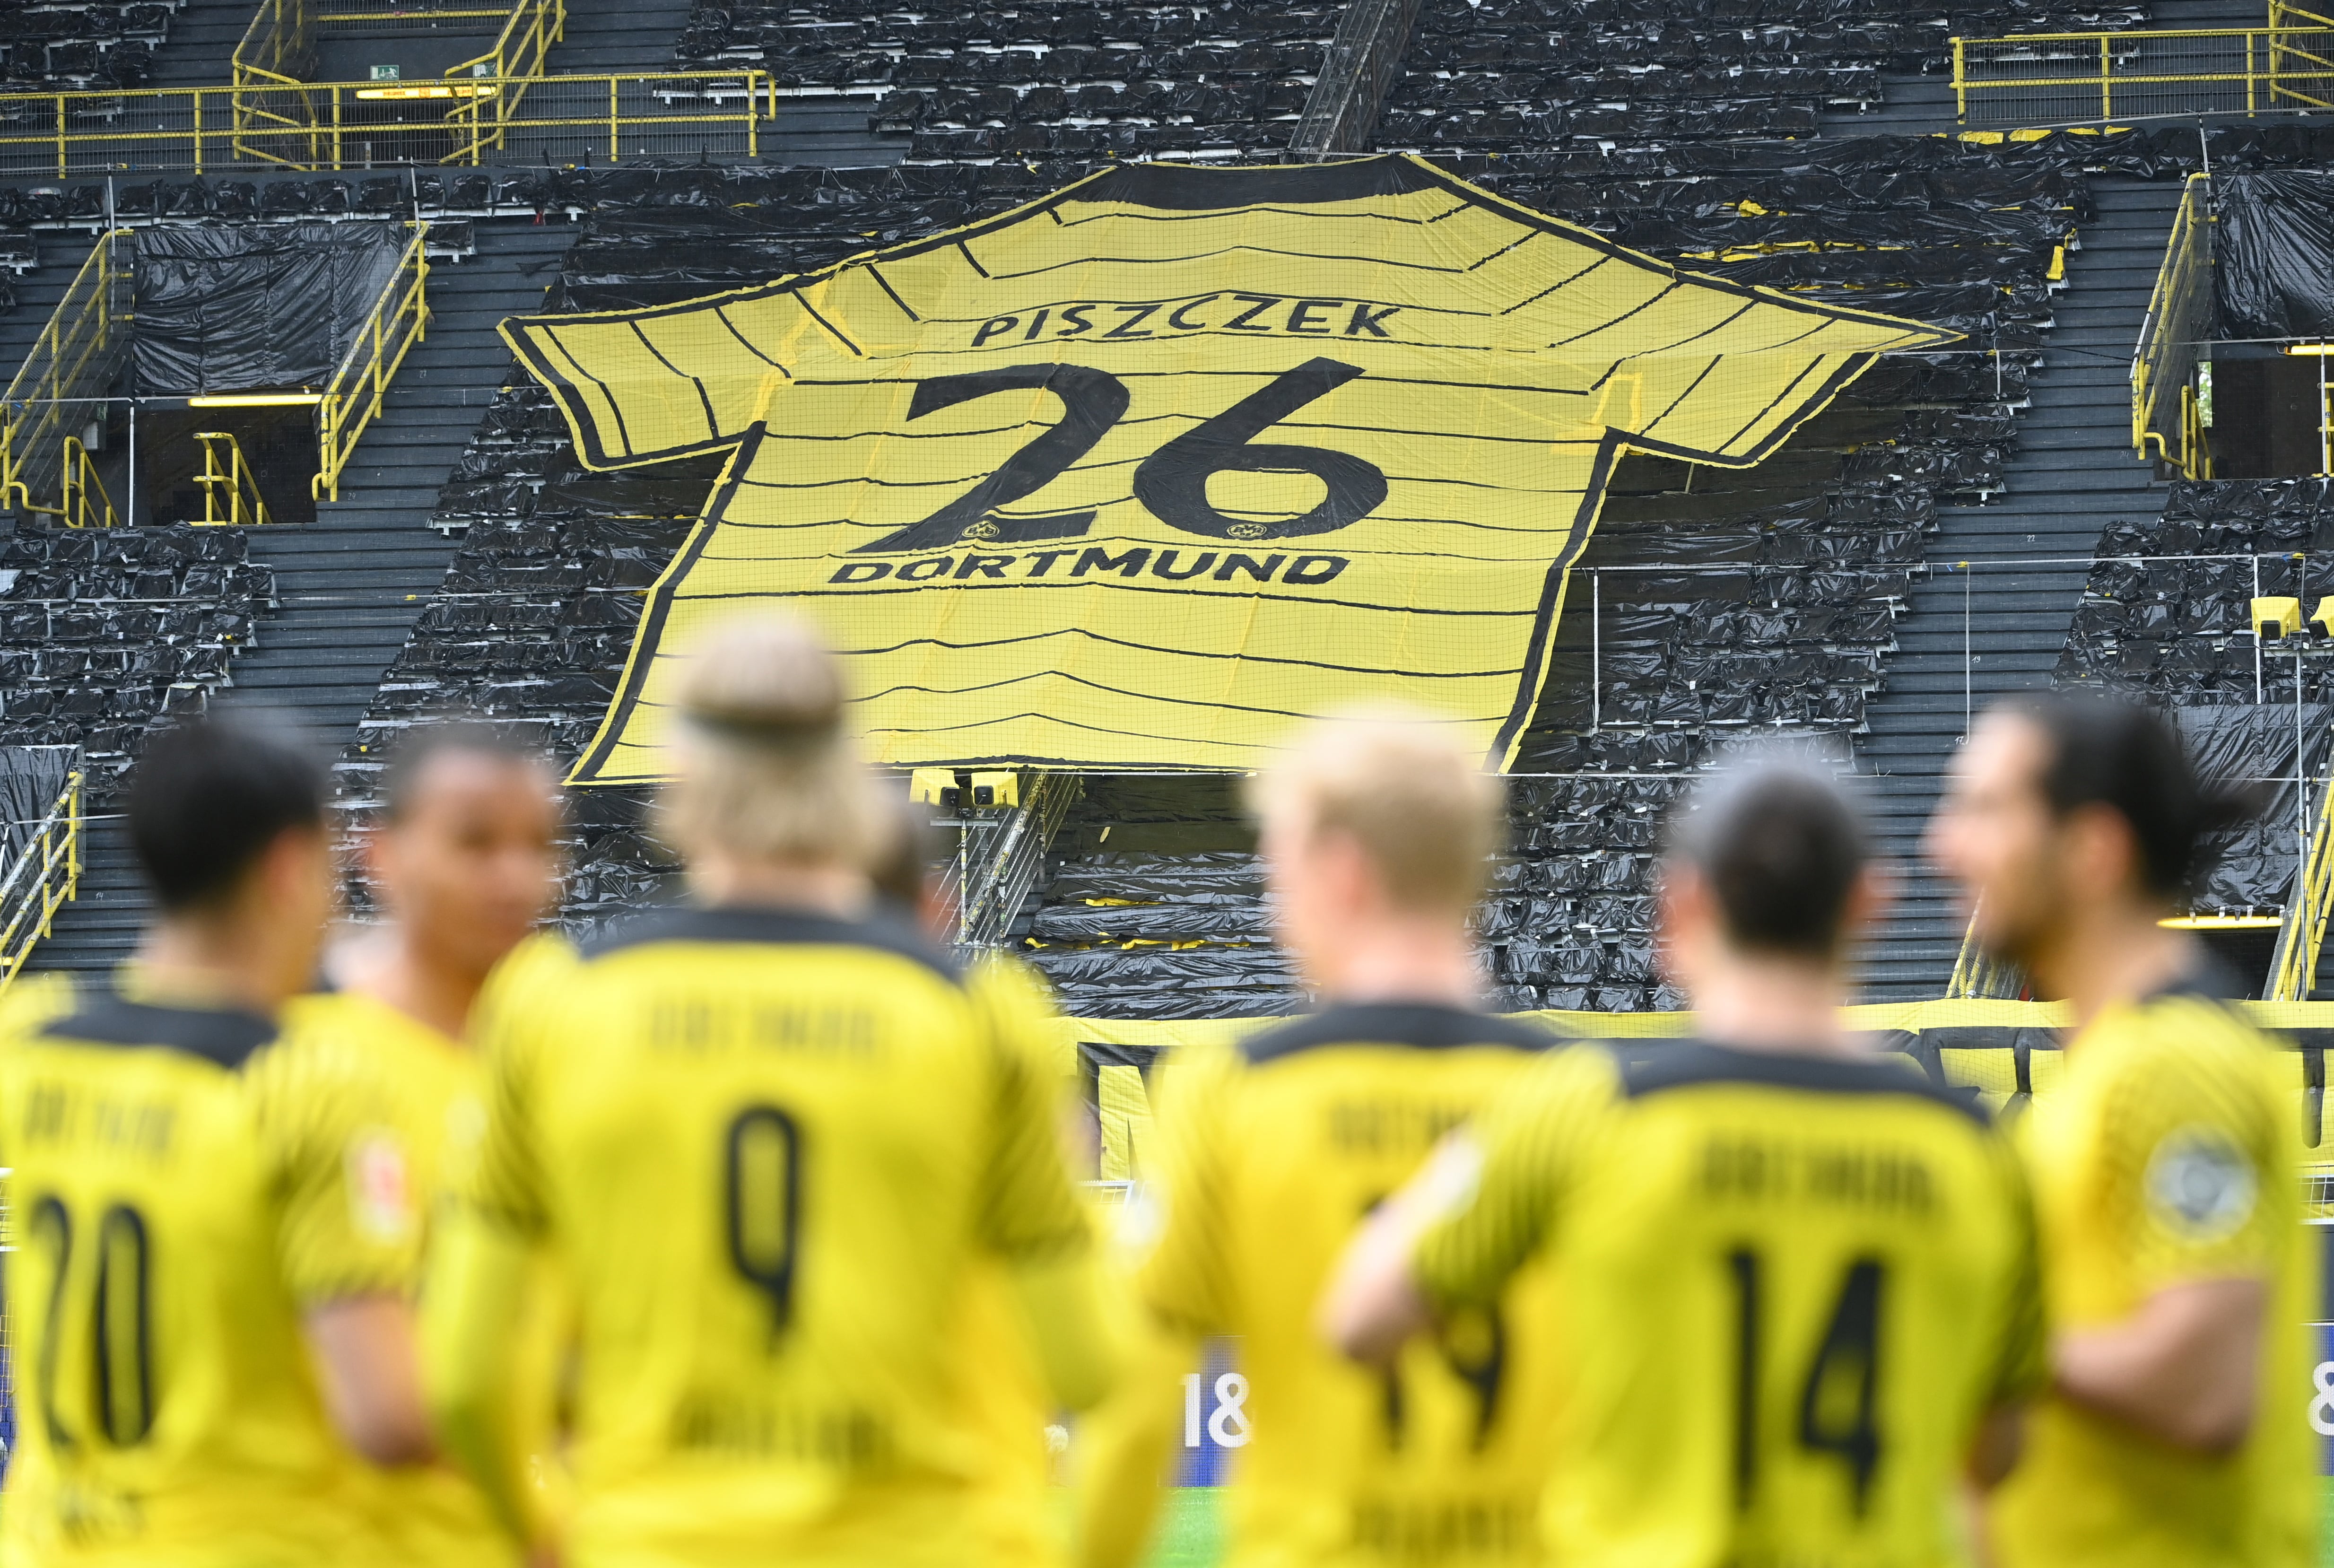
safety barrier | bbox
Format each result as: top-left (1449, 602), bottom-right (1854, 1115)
top-left (0, 70), bottom-right (769, 178)
top-left (2133, 172), bottom-right (2214, 479)
top-left (0, 767), bottom-right (82, 995)
top-left (237, 0), bottom-right (564, 98)
top-left (315, 222), bottom-right (427, 502)
top-left (60, 434), bottom-right (116, 529)
top-left (1952, 5), bottom-right (2334, 124)
top-left (0, 230), bottom-right (131, 523)
top-left (952, 770), bottom-right (1082, 950)
top-left (2271, 741), bottom-right (2334, 1000)
top-left (195, 431), bottom-right (275, 525)
top-left (1945, 911), bottom-right (2026, 1000)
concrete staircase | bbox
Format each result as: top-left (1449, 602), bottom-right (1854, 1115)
top-left (1850, 176), bottom-right (2184, 996)
top-left (29, 219), bottom-right (580, 973)
top-left (150, 0), bottom-right (261, 89)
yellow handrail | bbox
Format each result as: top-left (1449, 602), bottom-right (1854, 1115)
top-left (448, 0), bottom-right (566, 87)
top-left (1946, 907), bottom-right (2025, 1000)
top-left (0, 71), bottom-right (768, 177)
top-left (314, 223), bottom-right (428, 502)
top-left (1953, 6), bottom-right (2334, 124)
top-left (60, 434), bottom-right (117, 529)
top-left (2271, 759), bottom-right (2334, 1000)
top-left (193, 431), bottom-right (275, 526)
top-left (0, 767), bottom-right (82, 995)
top-left (2132, 172), bottom-right (2214, 479)
top-left (0, 230), bottom-right (131, 521)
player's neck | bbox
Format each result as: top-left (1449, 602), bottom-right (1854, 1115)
top-left (348, 929), bottom-right (485, 1044)
top-left (1307, 922), bottom-right (1481, 1010)
top-left (1689, 955), bottom-right (1855, 1057)
top-left (690, 855), bottom-right (871, 920)
top-left (2034, 909), bottom-right (2194, 1034)
top-left (133, 918), bottom-right (299, 1020)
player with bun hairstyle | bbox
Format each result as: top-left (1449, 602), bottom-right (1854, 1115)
top-left (1930, 695), bottom-right (2316, 1568)
top-left (422, 614), bottom-right (1116, 1568)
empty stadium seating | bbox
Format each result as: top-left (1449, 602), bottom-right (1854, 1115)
top-left (0, 522), bottom-right (273, 786)
top-left (0, 0), bottom-right (174, 90)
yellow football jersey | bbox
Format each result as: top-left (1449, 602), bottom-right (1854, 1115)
top-left (1122, 1003), bottom-right (1565, 1568)
top-left (466, 906), bottom-right (1094, 1568)
top-left (1991, 982), bottom-right (2317, 1568)
top-left (503, 153), bottom-right (1950, 781)
top-left (0, 991), bottom-right (422, 1568)
top-left (1414, 1040), bottom-right (2045, 1568)
top-left (281, 987), bottom-right (539, 1568)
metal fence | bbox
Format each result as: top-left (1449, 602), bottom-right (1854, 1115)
top-left (0, 766), bottom-right (82, 994)
top-left (0, 70), bottom-right (770, 178)
top-left (1954, 6), bottom-right (2334, 124)
top-left (238, 0), bottom-right (563, 94)
top-left (2134, 172), bottom-right (2214, 479)
top-left (316, 223), bottom-right (429, 501)
top-left (1291, 0), bottom-right (1423, 155)
top-left (0, 230), bottom-right (130, 522)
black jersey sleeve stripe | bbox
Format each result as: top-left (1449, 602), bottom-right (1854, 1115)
top-left (627, 321), bottom-right (722, 442)
top-left (582, 906), bottom-right (961, 982)
top-left (709, 303), bottom-right (788, 370)
top-left (864, 264), bottom-right (919, 322)
top-left (1240, 1002), bottom-right (1562, 1063)
top-left (39, 996), bottom-right (279, 1071)
top-left (1617, 1039), bottom-right (1988, 1124)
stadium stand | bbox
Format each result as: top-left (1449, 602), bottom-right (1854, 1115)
top-left (12, 0), bottom-right (2334, 1017)
top-left (0, 0), bottom-right (177, 90)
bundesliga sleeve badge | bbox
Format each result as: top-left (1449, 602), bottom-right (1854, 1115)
top-left (505, 154), bottom-right (1955, 782)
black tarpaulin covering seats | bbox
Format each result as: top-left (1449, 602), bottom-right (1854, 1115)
top-left (132, 222), bottom-right (402, 394)
top-left (2212, 172), bottom-right (2334, 341)
top-left (0, 524), bottom-right (275, 791)
top-left (0, 743), bottom-right (72, 866)
top-left (2171, 704), bottom-right (2332, 914)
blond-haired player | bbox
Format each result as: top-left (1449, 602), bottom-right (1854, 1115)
top-left (423, 615), bottom-right (1117, 1568)
top-left (1931, 694), bottom-right (2316, 1568)
top-left (1076, 706), bottom-right (1565, 1568)
top-left (284, 721), bottom-right (569, 1566)
top-left (1329, 758), bottom-right (2045, 1568)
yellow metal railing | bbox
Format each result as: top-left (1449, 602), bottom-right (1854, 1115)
top-left (232, 0), bottom-right (314, 91)
top-left (60, 435), bottom-right (116, 529)
top-left (2271, 762), bottom-right (2334, 1000)
top-left (2134, 172), bottom-right (2215, 479)
top-left (1953, 4), bottom-right (2334, 124)
top-left (0, 768), bottom-right (82, 994)
top-left (194, 432), bottom-right (276, 526)
top-left (315, 223), bottom-right (428, 502)
top-left (1946, 908), bottom-right (2026, 1000)
top-left (0, 230), bottom-right (131, 523)
top-left (447, 0), bottom-right (565, 88)
top-left (0, 72), bottom-right (769, 178)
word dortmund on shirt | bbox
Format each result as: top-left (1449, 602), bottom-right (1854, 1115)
top-left (829, 548), bottom-right (1350, 587)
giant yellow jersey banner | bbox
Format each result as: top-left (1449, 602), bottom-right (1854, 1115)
top-left (505, 154), bottom-right (1952, 781)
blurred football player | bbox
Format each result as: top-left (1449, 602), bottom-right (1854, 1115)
top-left (292, 721), bottom-right (568, 1567)
top-left (0, 713), bottom-right (432, 1567)
top-left (1930, 694), bottom-right (2315, 1568)
top-left (1327, 758), bottom-right (2044, 1568)
top-left (1076, 706), bottom-right (1564, 1568)
top-left (423, 615), bottom-right (1116, 1568)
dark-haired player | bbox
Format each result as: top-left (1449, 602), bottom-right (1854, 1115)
top-left (1929, 695), bottom-right (2316, 1568)
top-left (0, 713), bottom-right (432, 1567)
top-left (1077, 707), bottom-right (1565, 1568)
top-left (1327, 758), bottom-right (2044, 1568)
top-left (288, 722), bottom-right (568, 1566)
top-left (423, 616), bottom-right (1115, 1568)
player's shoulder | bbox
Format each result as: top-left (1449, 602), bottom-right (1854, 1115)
top-left (2102, 972), bottom-right (2278, 1067)
top-left (34, 985), bottom-right (280, 1073)
top-left (0, 968), bottom-right (84, 1043)
top-left (1237, 1001), bottom-right (1560, 1067)
top-left (579, 904), bottom-right (961, 985)
top-left (1614, 1037), bottom-right (1989, 1126)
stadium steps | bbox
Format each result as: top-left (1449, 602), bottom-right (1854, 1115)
top-left (1848, 175), bottom-right (2185, 998)
top-left (150, 0), bottom-right (261, 89)
top-left (26, 219), bottom-right (581, 975)
top-left (542, 0), bottom-right (697, 75)
top-left (765, 96), bottom-right (908, 168)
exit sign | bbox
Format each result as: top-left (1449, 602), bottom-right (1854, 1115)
top-left (368, 63), bottom-right (400, 80)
